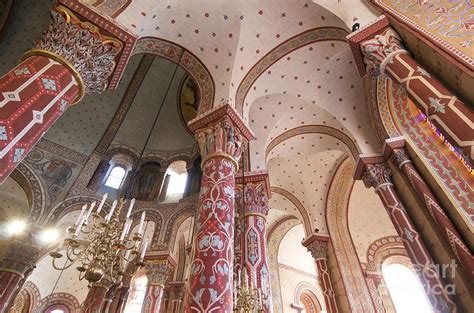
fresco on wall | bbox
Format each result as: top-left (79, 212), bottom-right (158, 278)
top-left (24, 148), bottom-right (80, 206)
top-left (178, 75), bottom-right (200, 128)
top-left (373, 0), bottom-right (473, 59)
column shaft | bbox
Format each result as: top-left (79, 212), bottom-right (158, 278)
top-left (143, 284), bottom-right (165, 313)
top-left (302, 234), bottom-right (338, 313)
top-left (0, 5), bottom-right (121, 183)
top-left (81, 284), bottom-right (108, 313)
top-left (184, 104), bottom-right (253, 313)
top-left (316, 259), bottom-right (338, 313)
top-left (362, 163), bottom-right (456, 312)
top-left (0, 271), bottom-right (23, 311)
top-left (365, 274), bottom-right (386, 313)
top-left (358, 26), bottom-right (473, 160)
top-left (236, 173), bottom-right (273, 312)
top-left (391, 147), bottom-right (473, 282)
top-left (186, 155), bottom-right (236, 311)
top-left (0, 56), bottom-right (79, 182)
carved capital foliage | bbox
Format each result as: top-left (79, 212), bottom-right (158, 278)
top-left (0, 238), bottom-right (41, 275)
top-left (305, 240), bottom-right (328, 260)
top-left (196, 115), bottom-right (247, 165)
top-left (360, 28), bottom-right (404, 69)
top-left (391, 148), bottom-right (411, 167)
top-left (236, 182), bottom-right (270, 216)
top-left (33, 6), bottom-right (122, 94)
top-left (362, 163), bottom-right (392, 189)
top-left (145, 260), bottom-right (173, 286)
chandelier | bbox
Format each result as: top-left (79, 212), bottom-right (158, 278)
top-left (233, 267), bottom-right (268, 312)
top-left (50, 194), bottom-right (147, 285)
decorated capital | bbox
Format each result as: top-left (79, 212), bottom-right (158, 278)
top-left (348, 15), bottom-right (474, 160)
top-left (0, 5), bottom-right (123, 183)
top-left (302, 233), bottom-right (337, 312)
top-left (362, 163), bottom-right (393, 190)
top-left (355, 156), bottom-right (456, 311)
top-left (391, 148), bottom-right (412, 168)
top-left (301, 233), bottom-right (329, 261)
top-left (145, 259), bottom-right (174, 287)
top-left (360, 27), bottom-right (406, 72)
top-left (26, 6), bottom-right (122, 100)
top-left (0, 238), bottom-right (41, 311)
top-left (190, 104), bottom-right (254, 171)
top-left (142, 256), bottom-right (176, 313)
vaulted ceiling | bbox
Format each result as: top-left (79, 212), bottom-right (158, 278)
top-left (0, 0), bottom-right (395, 244)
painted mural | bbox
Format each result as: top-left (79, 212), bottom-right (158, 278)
top-left (373, 0), bottom-right (473, 61)
top-left (178, 75), bottom-right (199, 128)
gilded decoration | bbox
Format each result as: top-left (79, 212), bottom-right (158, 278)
top-left (371, 0), bottom-right (474, 67)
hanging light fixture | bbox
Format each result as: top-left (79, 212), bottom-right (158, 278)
top-left (49, 196), bottom-right (146, 285)
top-left (233, 158), bottom-right (268, 312)
top-left (50, 51), bottom-right (185, 286)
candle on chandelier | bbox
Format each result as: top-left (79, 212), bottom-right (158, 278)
top-left (123, 249), bottom-right (131, 267)
top-left (97, 193), bottom-right (108, 213)
top-left (74, 215), bottom-right (87, 237)
top-left (85, 201), bottom-right (97, 222)
top-left (137, 211), bottom-right (146, 235)
top-left (106, 200), bottom-right (118, 221)
top-left (126, 198), bottom-right (135, 218)
top-left (120, 219), bottom-right (131, 241)
top-left (140, 240), bottom-right (148, 259)
top-left (237, 269), bottom-right (241, 287)
top-left (74, 204), bottom-right (87, 227)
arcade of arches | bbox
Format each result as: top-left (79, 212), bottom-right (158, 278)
top-left (0, 1), bottom-right (472, 312)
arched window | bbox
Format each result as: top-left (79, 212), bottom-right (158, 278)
top-left (382, 263), bottom-right (432, 313)
top-left (124, 275), bottom-right (148, 313)
top-left (45, 304), bottom-right (69, 313)
top-left (162, 160), bottom-right (188, 203)
top-left (105, 166), bottom-right (126, 189)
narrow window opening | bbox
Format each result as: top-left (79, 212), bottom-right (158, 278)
top-left (382, 263), bottom-right (432, 313)
top-left (105, 166), bottom-right (126, 189)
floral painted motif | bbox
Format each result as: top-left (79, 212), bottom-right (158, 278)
top-left (428, 97), bottom-right (445, 113)
top-left (185, 157), bottom-right (236, 312)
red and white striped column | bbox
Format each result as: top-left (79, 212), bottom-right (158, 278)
top-left (0, 6), bottom-right (121, 183)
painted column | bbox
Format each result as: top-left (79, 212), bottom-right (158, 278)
top-left (101, 283), bottom-right (121, 313)
top-left (111, 275), bottom-right (131, 313)
top-left (356, 159), bottom-right (456, 312)
top-left (0, 5), bottom-right (121, 183)
top-left (81, 282), bottom-right (110, 313)
top-left (236, 171), bottom-right (273, 311)
top-left (233, 210), bottom-right (243, 285)
top-left (142, 258), bottom-right (175, 313)
top-left (365, 272), bottom-right (386, 313)
top-left (183, 104), bottom-right (254, 312)
top-left (0, 239), bottom-right (41, 311)
top-left (386, 139), bottom-right (474, 283)
top-left (302, 233), bottom-right (338, 313)
top-left (348, 17), bottom-right (473, 160)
